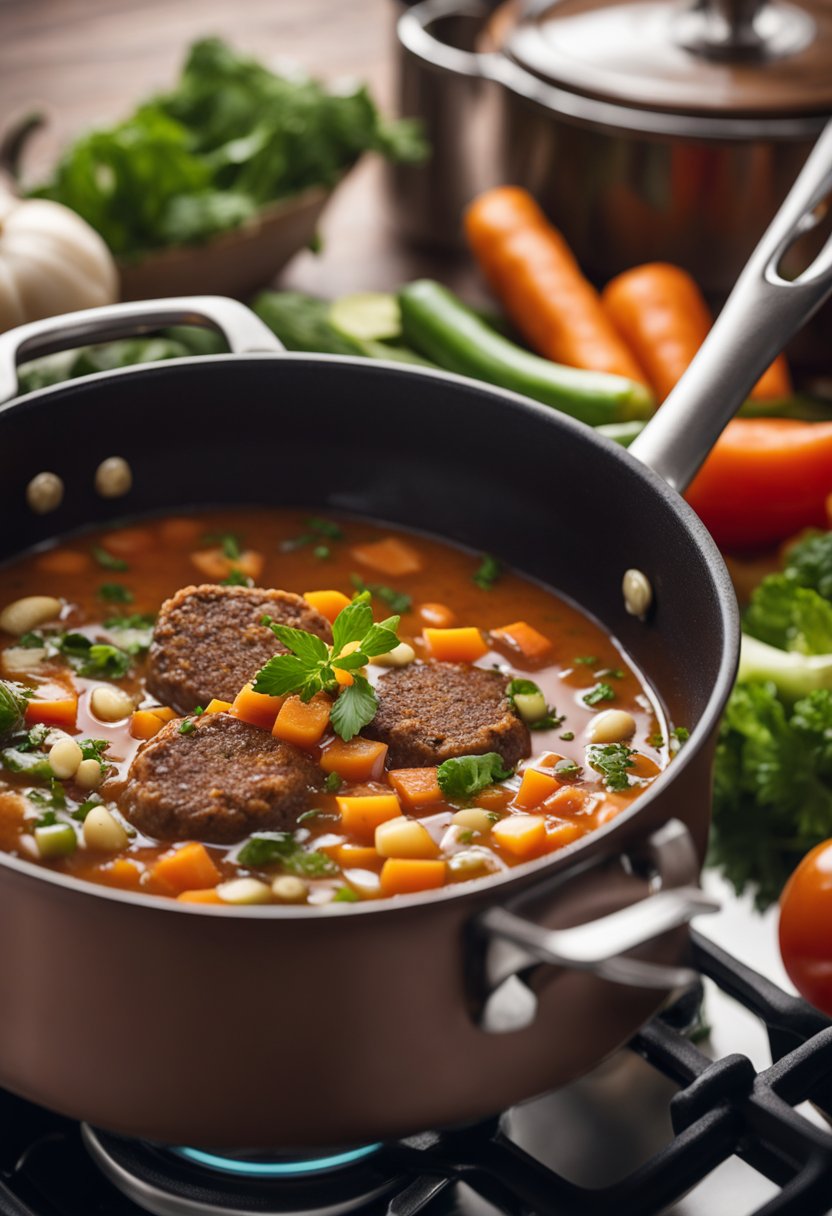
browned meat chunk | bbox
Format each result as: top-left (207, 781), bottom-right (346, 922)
top-left (365, 662), bottom-right (530, 768)
top-left (145, 585), bottom-right (331, 714)
top-left (119, 714), bottom-right (322, 843)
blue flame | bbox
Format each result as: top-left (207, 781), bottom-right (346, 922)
top-left (172, 1143), bottom-right (382, 1177)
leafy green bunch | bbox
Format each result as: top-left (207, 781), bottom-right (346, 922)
top-left (253, 591), bottom-right (400, 741)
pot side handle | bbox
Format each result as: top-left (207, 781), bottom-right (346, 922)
top-left (474, 820), bottom-right (718, 1034)
top-left (629, 118), bottom-right (832, 493)
top-left (0, 295), bottom-right (283, 404)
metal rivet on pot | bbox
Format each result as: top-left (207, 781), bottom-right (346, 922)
top-left (622, 569), bottom-right (653, 619)
top-left (95, 457), bottom-right (132, 498)
top-left (26, 472), bottom-right (64, 514)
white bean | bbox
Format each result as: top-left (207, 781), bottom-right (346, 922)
top-left (0, 596), bottom-right (61, 636)
top-left (48, 737), bottom-right (83, 779)
top-left (217, 878), bottom-right (272, 905)
top-left (90, 685), bottom-right (134, 722)
top-left (83, 806), bottom-right (129, 852)
top-left (587, 709), bottom-right (637, 744)
top-left (451, 809), bottom-right (494, 834)
top-left (373, 642), bottom-right (416, 668)
top-left (75, 758), bottom-right (104, 791)
top-left (271, 875), bottom-right (308, 903)
top-left (2, 646), bottom-right (47, 673)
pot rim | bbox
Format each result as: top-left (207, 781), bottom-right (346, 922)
top-left (0, 351), bottom-right (741, 920)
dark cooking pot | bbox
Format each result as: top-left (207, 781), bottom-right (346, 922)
top-left (0, 122), bottom-right (829, 1153)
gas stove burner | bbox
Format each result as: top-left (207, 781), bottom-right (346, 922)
top-left (81, 1125), bottom-right (402, 1216)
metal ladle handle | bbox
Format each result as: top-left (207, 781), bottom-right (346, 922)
top-left (629, 117), bottom-right (832, 493)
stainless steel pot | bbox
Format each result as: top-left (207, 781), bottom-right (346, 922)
top-left (0, 120), bottom-right (828, 1151)
top-left (391, 0), bottom-right (832, 369)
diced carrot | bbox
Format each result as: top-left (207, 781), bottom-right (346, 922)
top-left (177, 888), bottom-right (224, 905)
top-left (150, 706), bottom-right (178, 723)
top-left (514, 768), bottom-right (560, 810)
top-left (204, 698), bottom-right (232, 714)
top-left (352, 537), bottom-right (423, 577)
top-left (336, 843), bottom-right (383, 870)
top-left (492, 814), bottom-right (547, 859)
top-left (36, 548), bottom-right (92, 575)
top-left (475, 786), bottom-right (511, 812)
top-left (545, 821), bottom-right (585, 851)
top-left (321, 737), bottom-right (389, 783)
top-left (380, 857), bottom-right (447, 896)
top-left (272, 693), bottom-right (331, 748)
top-left (388, 767), bottom-right (442, 810)
top-left (491, 620), bottom-right (551, 659)
top-left (130, 709), bottom-right (166, 740)
top-left (303, 589), bottom-right (352, 623)
top-left (158, 517), bottom-right (202, 546)
top-left (231, 682), bottom-right (284, 730)
top-left (101, 859), bottom-right (142, 888)
top-left (25, 695), bottom-right (77, 730)
top-left (337, 793), bottom-right (402, 841)
top-left (543, 786), bottom-right (591, 817)
top-left (419, 602), bottom-right (456, 628)
top-left (190, 548), bottom-right (265, 582)
top-left (423, 626), bottom-right (488, 662)
top-left (102, 527), bottom-right (154, 556)
top-left (153, 842), bottom-right (221, 895)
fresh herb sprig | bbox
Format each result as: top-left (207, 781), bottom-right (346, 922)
top-left (350, 574), bottom-right (412, 616)
top-left (587, 743), bottom-right (636, 792)
top-left (253, 591), bottom-right (400, 741)
top-left (473, 554), bottom-right (502, 591)
top-left (281, 518), bottom-right (345, 554)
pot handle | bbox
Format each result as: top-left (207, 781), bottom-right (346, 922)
top-left (0, 295), bottom-right (283, 404)
top-left (474, 819), bottom-right (718, 1033)
top-left (629, 118), bottom-right (832, 492)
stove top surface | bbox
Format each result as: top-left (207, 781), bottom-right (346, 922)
top-left (1, 876), bottom-right (830, 1216)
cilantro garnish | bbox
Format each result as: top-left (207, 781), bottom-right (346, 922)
top-left (473, 554), bottom-right (502, 591)
top-left (582, 683), bottom-right (616, 707)
top-left (350, 574), bottom-right (412, 615)
top-left (58, 634), bottom-right (132, 679)
top-left (281, 518), bottom-right (345, 553)
top-left (29, 778), bottom-right (67, 813)
top-left (98, 583), bottom-right (134, 603)
top-left (587, 743), bottom-right (636, 792)
top-left (573, 655), bottom-right (597, 667)
top-left (92, 546), bottom-right (129, 572)
top-left (236, 831), bottom-right (337, 877)
top-left (673, 726), bottom-right (690, 744)
top-left (203, 532), bottom-right (243, 560)
top-left (324, 771), bottom-right (342, 793)
top-left (560, 731), bottom-right (575, 742)
top-left (436, 753), bottom-right (514, 800)
top-left (222, 568), bottom-right (253, 587)
top-left (648, 732), bottom-right (665, 749)
top-left (253, 591), bottom-right (400, 741)
top-left (178, 710), bottom-right (203, 735)
top-left (596, 667), bottom-right (624, 680)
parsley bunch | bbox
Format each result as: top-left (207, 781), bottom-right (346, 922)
top-left (253, 592), bottom-right (400, 741)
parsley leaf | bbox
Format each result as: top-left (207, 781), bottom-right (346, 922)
top-left (554, 759), bottom-right (582, 781)
top-left (0, 681), bottom-right (29, 739)
top-left (236, 832), bottom-right (337, 877)
top-left (745, 574), bottom-right (832, 656)
top-left (98, 583), bottom-right (134, 603)
top-left (350, 574), bottom-right (412, 615)
top-left (587, 743), bottom-right (636, 792)
top-left (281, 517), bottom-right (345, 553)
top-left (58, 634), bottom-right (132, 679)
top-left (473, 554), bottom-right (502, 590)
top-left (92, 546), bottom-right (128, 572)
top-left (582, 683), bottom-right (616, 707)
top-left (222, 568), bottom-right (252, 587)
top-left (574, 655), bottom-right (597, 667)
top-left (330, 675), bottom-right (378, 742)
top-left (253, 593), bottom-right (401, 739)
top-left (203, 532), bottom-right (242, 560)
top-left (436, 753), bottom-right (514, 800)
top-left (324, 771), bottom-right (342, 793)
top-left (783, 529), bottom-right (832, 601)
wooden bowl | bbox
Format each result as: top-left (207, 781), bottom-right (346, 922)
top-left (118, 185), bottom-right (331, 301)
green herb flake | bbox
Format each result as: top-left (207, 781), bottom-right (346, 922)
top-left (350, 574), bottom-right (412, 615)
top-left (559, 731), bottom-right (575, 742)
top-left (587, 743), bottom-right (637, 792)
top-left (673, 726), bottom-right (690, 744)
top-left (313, 544), bottom-right (330, 560)
top-left (222, 568), bottom-right (252, 587)
top-left (281, 517), bottom-right (345, 553)
top-left (324, 771), bottom-right (342, 793)
top-left (178, 718), bottom-right (197, 735)
top-left (202, 532), bottom-right (243, 560)
top-left (596, 667), bottom-right (625, 680)
top-left (472, 554), bottom-right (502, 591)
top-left (582, 683), bottom-right (616, 707)
top-left (0, 680), bottom-right (30, 739)
top-left (236, 832), bottom-right (338, 877)
top-left (333, 886), bottom-right (360, 903)
top-left (436, 753), bottom-right (514, 800)
top-left (573, 655), bottom-right (598, 667)
top-left (648, 733), bottom-right (665, 749)
top-left (98, 583), bottom-right (134, 603)
top-left (92, 546), bottom-right (129, 572)
top-left (71, 796), bottom-right (103, 822)
top-left (554, 758), bottom-right (582, 781)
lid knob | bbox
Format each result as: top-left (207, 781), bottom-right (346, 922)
top-left (676, 0), bottom-right (817, 61)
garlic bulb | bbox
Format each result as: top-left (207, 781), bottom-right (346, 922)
top-left (0, 190), bottom-right (118, 333)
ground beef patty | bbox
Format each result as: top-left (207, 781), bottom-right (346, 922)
top-left (365, 662), bottom-right (530, 768)
top-left (145, 585), bottom-right (331, 713)
top-left (120, 713), bottom-right (322, 843)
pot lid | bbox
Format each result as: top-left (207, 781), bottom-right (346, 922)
top-left (492, 0), bottom-right (832, 116)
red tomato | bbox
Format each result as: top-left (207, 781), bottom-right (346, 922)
top-left (779, 839), bottom-right (832, 1013)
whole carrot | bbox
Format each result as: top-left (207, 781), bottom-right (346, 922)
top-left (602, 262), bottom-right (792, 403)
top-left (464, 187), bottom-right (649, 386)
